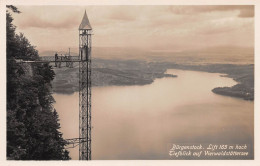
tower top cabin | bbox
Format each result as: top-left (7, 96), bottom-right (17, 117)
top-left (79, 10), bottom-right (92, 61)
top-left (79, 10), bottom-right (92, 30)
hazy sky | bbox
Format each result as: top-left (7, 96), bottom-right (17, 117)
top-left (11, 5), bottom-right (254, 52)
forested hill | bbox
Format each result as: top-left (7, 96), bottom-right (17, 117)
top-left (6, 6), bottom-right (70, 160)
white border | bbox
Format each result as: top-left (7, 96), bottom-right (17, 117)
top-left (2, 0), bottom-right (258, 5)
top-left (0, 0), bottom-right (259, 166)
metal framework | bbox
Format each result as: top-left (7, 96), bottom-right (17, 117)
top-left (78, 28), bottom-right (92, 161)
top-left (78, 10), bottom-right (92, 160)
top-left (64, 138), bottom-right (87, 149)
top-left (13, 11), bottom-right (93, 160)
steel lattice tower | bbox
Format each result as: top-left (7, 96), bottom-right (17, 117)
top-left (78, 11), bottom-right (92, 160)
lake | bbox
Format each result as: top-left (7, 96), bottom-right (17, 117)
top-left (53, 69), bottom-right (254, 160)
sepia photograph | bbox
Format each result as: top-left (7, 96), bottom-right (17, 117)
top-left (2, 1), bottom-right (258, 164)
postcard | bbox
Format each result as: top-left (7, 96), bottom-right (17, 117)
top-left (1, 0), bottom-right (259, 166)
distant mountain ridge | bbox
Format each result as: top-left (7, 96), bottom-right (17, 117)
top-left (39, 46), bottom-right (254, 64)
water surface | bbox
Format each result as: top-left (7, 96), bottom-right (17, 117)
top-left (53, 69), bottom-right (253, 160)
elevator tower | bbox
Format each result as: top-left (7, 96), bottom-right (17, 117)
top-left (78, 10), bottom-right (92, 160)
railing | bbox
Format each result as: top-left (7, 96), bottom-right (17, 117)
top-left (14, 56), bottom-right (81, 63)
top-left (40, 56), bottom-right (80, 62)
top-left (64, 138), bottom-right (87, 149)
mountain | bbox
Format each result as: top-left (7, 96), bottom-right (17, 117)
top-left (40, 46), bottom-right (254, 64)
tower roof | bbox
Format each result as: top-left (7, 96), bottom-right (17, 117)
top-left (79, 10), bottom-right (92, 30)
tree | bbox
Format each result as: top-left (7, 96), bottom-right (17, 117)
top-left (6, 6), bottom-right (70, 160)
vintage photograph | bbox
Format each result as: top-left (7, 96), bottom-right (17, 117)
top-left (6, 5), bottom-right (254, 160)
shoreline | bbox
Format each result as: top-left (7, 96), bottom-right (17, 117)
top-left (52, 62), bottom-right (254, 101)
top-left (162, 64), bottom-right (254, 101)
top-left (52, 72), bottom-right (177, 95)
top-left (168, 68), bottom-right (254, 101)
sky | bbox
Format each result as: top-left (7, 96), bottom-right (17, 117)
top-left (11, 5), bottom-right (254, 52)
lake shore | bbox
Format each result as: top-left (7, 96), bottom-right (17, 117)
top-left (51, 59), bottom-right (254, 101)
top-left (163, 63), bottom-right (254, 101)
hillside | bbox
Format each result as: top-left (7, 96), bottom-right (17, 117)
top-left (52, 59), bottom-right (177, 94)
top-left (51, 58), bottom-right (254, 101)
top-left (46, 45), bottom-right (254, 100)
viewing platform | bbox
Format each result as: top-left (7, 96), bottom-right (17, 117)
top-left (15, 55), bottom-right (83, 63)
